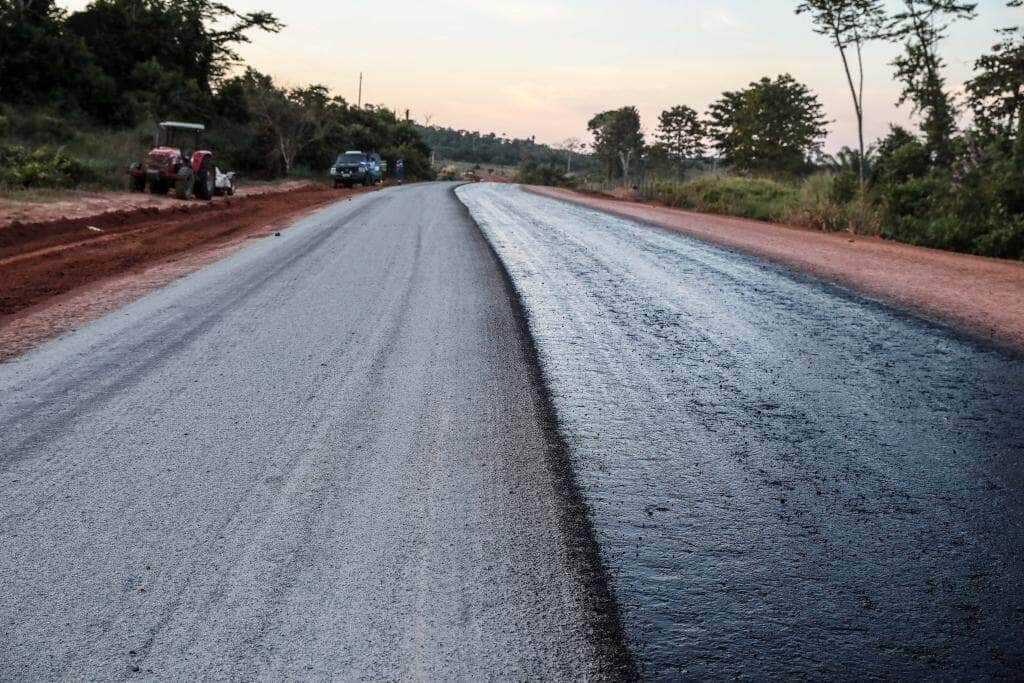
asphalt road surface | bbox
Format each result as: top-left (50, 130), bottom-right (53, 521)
top-left (0, 183), bottom-right (627, 679)
top-left (458, 183), bottom-right (1024, 679)
top-left (5, 181), bottom-right (1024, 680)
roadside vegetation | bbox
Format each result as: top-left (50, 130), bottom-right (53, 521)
top-left (527, 0), bottom-right (1024, 260)
top-left (0, 0), bottom-right (434, 194)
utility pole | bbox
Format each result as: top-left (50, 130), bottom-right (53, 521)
top-left (357, 72), bottom-right (363, 108)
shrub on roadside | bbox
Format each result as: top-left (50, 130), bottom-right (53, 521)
top-left (642, 172), bottom-right (884, 235)
top-left (869, 136), bottom-right (1024, 259)
top-left (786, 173), bottom-right (845, 231)
top-left (515, 158), bottom-right (574, 187)
top-left (648, 175), bottom-right (798, 222)
top-left (0, 144), bottom-right (97, 188)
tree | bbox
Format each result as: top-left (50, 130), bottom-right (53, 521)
top-left (966, 1), bottom-right (1024, 141)
top-left (242, 70), bottom-right (331, 174)
top-left (796, 0), bottom-right (886, 188)
top-left (885, 0), bottom-right (977, 165)
top-left (517, 156), bottom-right (573, 187)
top-left (655, 105), bottom-right (705, 171)
top-left (558, 137), bottom-right (585, 173)
top-left (824, 145), bottom-right (875, 176)
top-left (0, 0), bottom-right (121, 121)
top-left (705, 74), bottom-right (829, 175)
top-left (66, 0), bottom-right (281, 116)
top-left (587, 106), bottom-right (644, 182)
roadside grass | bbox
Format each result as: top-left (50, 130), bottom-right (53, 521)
top-left (1, 111), bottom-right (151, 196)
top-left (640, 173), bottom-right (883, 235)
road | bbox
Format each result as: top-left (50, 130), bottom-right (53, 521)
top-left (458, 183), bottom-right (1024, 679)
top-left (4, 180), bottom-right (1024, 679)
top-left (0, 183), bottom-right (627, 679)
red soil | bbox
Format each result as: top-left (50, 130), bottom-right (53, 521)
top-left (0, 182), bottom-right (373, 359)
top-left (0, 181), bottom-right (313, 229)
top-left (529, 185), bottom-right (1024, 351)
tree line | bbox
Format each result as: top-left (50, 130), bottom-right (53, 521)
top-left (573, 0), bottom-right (1024, 259)
top-left (415, 125), bottom-right (595, 171)
top-left (0, 0), bottom-right (433, 180)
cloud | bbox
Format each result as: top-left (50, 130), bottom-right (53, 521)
top-left (696, 4), bottom-right (747, 37)
top-left (453, 0), bottom-right (572, 22)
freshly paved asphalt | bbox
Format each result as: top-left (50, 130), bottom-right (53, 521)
top-left (0, 183), bottom-right (625, 679)
top-left (6, 179), bottom-right (1023, 680)
top-left (459, 183), bottom-right (1024, 679)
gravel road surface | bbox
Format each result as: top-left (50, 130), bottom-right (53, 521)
top-left (459, 183), bottom-right (1024, 679)
top-left (0, 183), bottom-right (624, 679)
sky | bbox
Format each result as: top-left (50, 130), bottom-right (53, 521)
top-left (59, 0), bottom-right (1022, 152)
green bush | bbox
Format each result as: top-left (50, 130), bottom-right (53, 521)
top-left (516, 158), bottom-right (574, 187)
top-left (873, 157), bottom-right (1024, 259)
top-left (829, 171), bottom-right (859, 204)
top-left (0, 144), bottom-right (97, 188)
top-left (642, 173), bottom-right (883, 234)
top-left (972, 215), bottom-right (1024, 259)
top-left (647, 175), bottom-right (798, 222)
top-left (787, 173), bottom-right (845, 231)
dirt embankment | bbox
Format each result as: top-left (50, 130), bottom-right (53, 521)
top-left (530, 185), bottom-right (1024, 351)
top-left (0, 182), bottom-right (374, 359)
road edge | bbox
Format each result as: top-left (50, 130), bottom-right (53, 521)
top-left (450, 184), bottom-right (638, 680)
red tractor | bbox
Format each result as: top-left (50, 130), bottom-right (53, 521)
top-left (128, 121), bottom-right (234, 200)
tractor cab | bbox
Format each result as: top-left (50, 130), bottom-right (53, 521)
top-left (155, 121), bottom-right (204, 159)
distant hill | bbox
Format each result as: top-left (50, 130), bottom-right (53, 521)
top-left (415, 125), bottom-right (593, 170)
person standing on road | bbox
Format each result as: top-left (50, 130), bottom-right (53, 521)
top-left (396, 158), bottom-right (404, 185)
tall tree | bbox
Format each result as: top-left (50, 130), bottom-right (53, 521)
top-left (66, 0), bottom-right (282, 102)
top-left (655, 105), bottom-right (705, 169)
top-left (0, 0), bottom-right (122, 119)
top-left (966, 1), bottom-right (1024, 140)
top-left (796, 0), bottom-right (885, 188)
top-left (885, 0), bottom-right (977, 165)
top-left (705, 74), bottom-right (829, 175)
top-left (558, 136), bottom-right (585, 173)
top-left (587, 106), bottom-right (644, 182)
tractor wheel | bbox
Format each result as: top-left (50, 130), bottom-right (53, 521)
top-left (195, 158), bottom-right (214, 200)
top-left (128, 164), bottom-right (146, 192)
top-left (175, 168), bottom-right (195, 200)
top-left (148, 177), bottom-right (168, 195)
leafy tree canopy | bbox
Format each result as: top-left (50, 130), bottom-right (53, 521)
top-left (966, 3), bottom-right (1024, 139)
top-left (655, 105), bottom-right (705, 164)
top-left (587, 106), bottom-right (644, 180)
top-left (705, 74), bottom-right (829, 175)
top-left (886, 0), bottom-right (977, 164)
